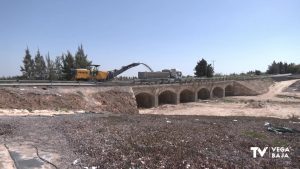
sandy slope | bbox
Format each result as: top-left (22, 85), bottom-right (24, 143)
top-left (237, 79), bottom-right (300, 101)
top-left (262, 79), bottom-right (298, 98)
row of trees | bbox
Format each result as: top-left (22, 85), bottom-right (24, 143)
top-left (193, 59), bottom-right (300, 78)
top-left (266, 61), bottom-right (300, 74)
top-left (20, 45), bottom-right (91, 80)
top-left (226, 61), bottom-right (300, 76)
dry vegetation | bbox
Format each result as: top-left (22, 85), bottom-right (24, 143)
top-left (1, 114), bottom-right (299, 168)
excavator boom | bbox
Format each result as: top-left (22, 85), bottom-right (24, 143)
top-left (107, 62), bottom-right (153, 80)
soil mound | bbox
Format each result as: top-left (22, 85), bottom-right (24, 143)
top-left (0, 88), bottom-right (85, 110)
top-left (0, 87), bottom-right (138, 114)
top-left (93, 90), bottom-right (138, 114)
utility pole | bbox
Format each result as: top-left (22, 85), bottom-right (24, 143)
top-left (211, 60), bottom-right (215, 69)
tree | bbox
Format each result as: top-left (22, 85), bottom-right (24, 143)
top-left (246, 70), bottom-right (255, 75)
top-left (62, 51), bottom-right (75, 80)
top-left (247, 70), bottom-right (262, 75)
top-left (286, 63), bottom-right (300, 74)
top-left (45, 53), bottom-right (56, 80)
top-left (266, 61), bottom-right (279, 74)
top-left (20, 47), bottom-right (34, 79)
top-left (255, 70), bottom-right (262, 75)
top-left (206, 64), bottom-right (214, 77)
top-left (296, 65), bottom-right (300, 73)
top-left (74, 44), bottom-right (91, 69)
top-left (267, 61), bottom-right (300, 74)
top-left (34, 50), bottom-right (47, 79)
top-left (283, 62), bottom-right (288, 74)
top-left (194, 58), bottom-right (214, 77)
top-left (278, 61), bottom-right (284, 74)
top-left (54, 56), bottom-right (63, 80)
top-left (194, 58), bottom-right (208, 77)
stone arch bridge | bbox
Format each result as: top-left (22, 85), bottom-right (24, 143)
top-left (132, 80), bottom-right (242, 108)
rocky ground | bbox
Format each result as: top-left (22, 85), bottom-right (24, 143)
top-left (0, 113), bottom-right (299, 169)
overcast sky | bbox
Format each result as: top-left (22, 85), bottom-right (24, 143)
top-left (1, 0), bottom-right (299, 77)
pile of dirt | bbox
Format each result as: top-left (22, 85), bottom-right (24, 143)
top-left (0, 88), bottom-right (86, 111)
top-left (93, 90), bottom-right (138, 114)
top-left (0, 87), bottom-right (138, 114)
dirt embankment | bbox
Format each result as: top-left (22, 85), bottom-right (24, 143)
top-left (93, 90), bottom-right (138, 114)
top-left (234, 79), bottom-right (274, 96)
top-left (232, 79), bottom-right (300, 102)
top-left (0, 87), bottom-right (138, 114)
top-left (0, 88), bottom-right (85, 110)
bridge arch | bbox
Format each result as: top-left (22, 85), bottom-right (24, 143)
top-left (212, 87), bottom-right (224, 98)
top-left (135, 92), bottom-right (155, 108)
top-left (198, 88), bottom-right (210, 100)
top-left (180, 89), bottom-right (195, 103)
top-left (158, 90), bottom-right (177, 105)
top-left (225, 85), bottom-right (234, 96)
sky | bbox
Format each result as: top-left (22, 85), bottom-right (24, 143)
top-left (0, 0), bottom-right (300, 77)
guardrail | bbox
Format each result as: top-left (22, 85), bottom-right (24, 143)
top-left (131, 75), bottom-right (273, 85)
top-left (0, 75), bottom-right (275, 86)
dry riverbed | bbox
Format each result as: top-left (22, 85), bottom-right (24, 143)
top-left (0, 113), bottom-right (299, 168)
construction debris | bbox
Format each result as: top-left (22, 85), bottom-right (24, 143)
top-left (264, 122), bottom-right (300, 134)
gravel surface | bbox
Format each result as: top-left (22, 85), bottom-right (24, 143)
top-left (0, 113), bottom-right (299, 169)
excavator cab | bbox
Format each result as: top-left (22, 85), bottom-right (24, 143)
top-left (90, 64), bottom-right (100, 77)
top-left (89, 64), bottom-right (110, 81)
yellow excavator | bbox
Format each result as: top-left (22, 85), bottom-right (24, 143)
top-left (73, 63), bottom-right (153, 81)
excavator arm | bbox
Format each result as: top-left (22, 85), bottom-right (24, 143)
top-left (106, 62), bottom-right (153, 80)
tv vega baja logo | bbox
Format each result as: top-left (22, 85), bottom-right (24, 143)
top-left (250, 147), bottom-right (290, 158)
